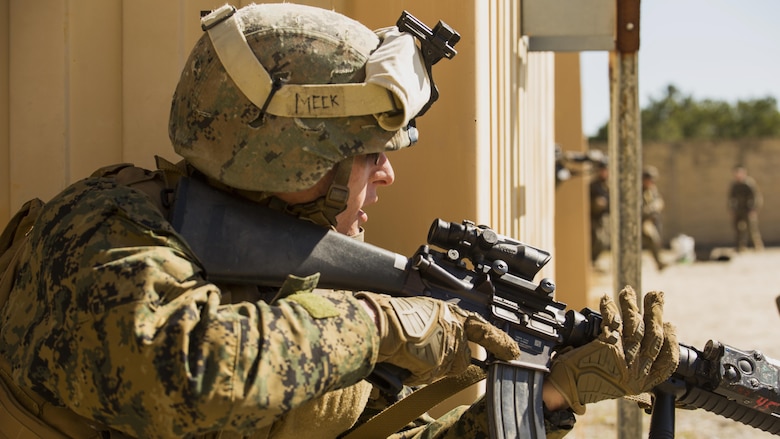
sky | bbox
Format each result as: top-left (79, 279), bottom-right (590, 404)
top-left (580, 0), bottom-right (780, 137)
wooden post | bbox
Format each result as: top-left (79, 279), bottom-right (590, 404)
top-left (611, 0), bottom-right (643, 437)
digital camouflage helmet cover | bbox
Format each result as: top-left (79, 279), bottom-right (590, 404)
top-left (169, 3), bottom-right (431, 194)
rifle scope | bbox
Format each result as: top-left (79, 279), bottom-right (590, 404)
top-left (427, 219), bottom-right (551, 281)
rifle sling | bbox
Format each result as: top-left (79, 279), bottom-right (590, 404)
top-left (342, 364), bottom-right (486, 439)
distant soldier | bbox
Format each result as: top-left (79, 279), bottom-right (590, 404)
top-left (589, 162), bottom-right (610, 264)
top-left (728, 165), bottom-right (764, 252)
top-left (642, 166), bottom-right (667, 271)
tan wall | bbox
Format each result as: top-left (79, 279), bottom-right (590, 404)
top-left (2, 0), bottom-right (236, 211)
top-left (0, 1), bottom-right (8, 224)
top-left (591, 139), bottom-right (780, 252)
top-left (553, 53), bottom-right (590, 311)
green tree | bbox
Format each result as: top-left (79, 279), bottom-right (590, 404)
top-left (588, 84), bottom-right (780, 142)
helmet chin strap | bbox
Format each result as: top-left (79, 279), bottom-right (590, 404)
top-left (272, 158), bottom-right (352, 229)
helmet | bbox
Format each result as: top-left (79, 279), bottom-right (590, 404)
top-left (642, 166), bottom-right (659, 180)
top-left (169, 3), bottom-right (426, 194)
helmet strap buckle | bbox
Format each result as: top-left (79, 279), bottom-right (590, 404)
top-left (201, 5), bottom-right (236, 31)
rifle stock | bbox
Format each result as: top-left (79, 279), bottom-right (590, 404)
top-left (171, 176), bottom-right (780, 438)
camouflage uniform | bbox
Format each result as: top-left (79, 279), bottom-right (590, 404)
top-left (589, 166), bottom-right (610, 264)
top-left (0, 165), bottom-right (495, 438)
top-left (728, 172), bottom-right (764, 251)
top-left (0, 170), bottom-right (374, 436)
top-left (641, 169), bottom-right (666, 271)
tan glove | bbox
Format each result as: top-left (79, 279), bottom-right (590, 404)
top-left (357, 292), bottom-right (521, 385)
top-left (546, 286), bottom-right (679, 415)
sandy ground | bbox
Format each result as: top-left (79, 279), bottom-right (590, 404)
top-left (568, 247), bottom-right (780, 439)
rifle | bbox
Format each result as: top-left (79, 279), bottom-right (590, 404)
top-left (170, 176), bottom-right (780, 438)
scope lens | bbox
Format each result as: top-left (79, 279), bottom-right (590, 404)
top-left (428, 219), bottom-right (465, 247)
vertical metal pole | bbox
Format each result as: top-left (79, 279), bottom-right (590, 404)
top-left (611, 0), bottom-right (643, 438)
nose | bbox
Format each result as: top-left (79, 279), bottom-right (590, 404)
top-left (374, 153), bottom-right (395, 186)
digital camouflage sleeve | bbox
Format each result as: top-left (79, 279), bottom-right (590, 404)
top-left (0, 177), bottom-right (380, 438)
